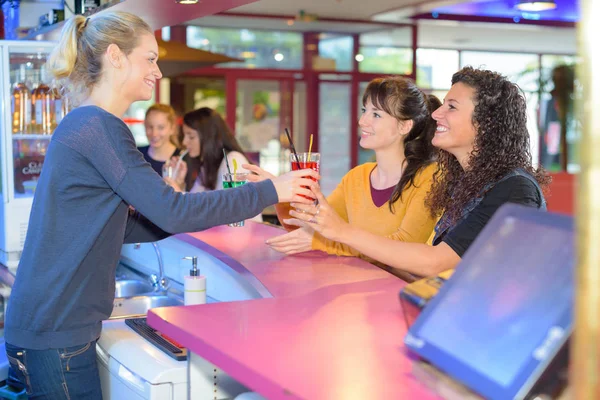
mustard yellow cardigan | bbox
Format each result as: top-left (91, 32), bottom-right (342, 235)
top-left (311, 162), bottom-right (438, 260)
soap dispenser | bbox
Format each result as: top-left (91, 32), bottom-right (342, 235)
top-left (182, 256), bottom-right (206, 305)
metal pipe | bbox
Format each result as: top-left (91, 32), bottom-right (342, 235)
top-left (573, 0), bottom-right (600, 398)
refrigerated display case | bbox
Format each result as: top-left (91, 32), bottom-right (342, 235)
top-left (0, 41), bottom-right (58, 271)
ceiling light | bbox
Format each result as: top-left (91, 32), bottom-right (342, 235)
top-left (515, 0), bottom-right (556, 12)
top-left (176, 0), bottom-right (199, 4)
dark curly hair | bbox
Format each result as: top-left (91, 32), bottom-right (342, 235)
top-left (362, 76), bottom-right (441, 213)
top-left (425, 66), bottom-right (550, 223)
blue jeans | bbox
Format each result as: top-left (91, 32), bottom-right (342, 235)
top-left (5, 340), bottom-right (103, 400)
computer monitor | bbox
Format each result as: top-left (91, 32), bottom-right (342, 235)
top-left (405, 203), bottom-right (574, 400)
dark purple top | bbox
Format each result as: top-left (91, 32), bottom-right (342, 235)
top-left (370, 184), bottom-right (396, 207)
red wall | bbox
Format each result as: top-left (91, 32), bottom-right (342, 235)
top-left (546, 173), bottom-right (575, 215)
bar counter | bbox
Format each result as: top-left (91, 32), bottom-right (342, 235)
top-left (148, 222), bottom-right (440, 399)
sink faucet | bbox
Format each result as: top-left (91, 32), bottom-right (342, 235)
top-left (133, 242), bottom-right (169, 292)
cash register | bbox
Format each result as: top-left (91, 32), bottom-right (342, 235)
top-left (404, 204), bottom-right (573, 400)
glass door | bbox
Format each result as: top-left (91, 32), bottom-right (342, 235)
top-left (235, 79), bottom-right (295, 177)
top-left (8, 48), bottom-right (59, 201)
top-left (319, 81), bottom-right (351, 196)
top-left (357, 81), bottom-right (374, 166)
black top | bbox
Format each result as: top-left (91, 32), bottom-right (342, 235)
top-left (138, 145), bottom-right (181, 176)
top-left (442, 176), bottom-right (543, 258)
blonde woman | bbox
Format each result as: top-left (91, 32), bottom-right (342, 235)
top-left (4, 12), bottom-right (318, 399)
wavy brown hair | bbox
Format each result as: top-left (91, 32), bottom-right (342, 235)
top-left (363, 76), bottom-right (441, 213)
top-left (425, 66), bottom-right (550, 223)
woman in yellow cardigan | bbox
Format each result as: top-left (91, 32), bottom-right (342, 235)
top-left (246, 76), bottom-right (441, 267)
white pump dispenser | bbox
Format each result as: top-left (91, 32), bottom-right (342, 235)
top-left (183, 256), bottom-right (206, 305)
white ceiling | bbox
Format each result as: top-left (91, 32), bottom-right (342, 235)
top-left (188, 0), bottom-right (472, 35)
top-left (20, 0), bottom-right (576, 55)
top-left (187, 15), bottom-right (408, 35)
top-left (22, 0), bottom-right (466, 34)
top-left (226, 0), bottom-right (469, 21)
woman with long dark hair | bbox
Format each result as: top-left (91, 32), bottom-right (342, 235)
top-left (184, 107), bottom-right (249, 192)
top-left (247, 76), bottom-right (441, 267)
top-left (165, 107), bottom-right (262, 221)
top-left (286, 67), bottom-right (549, 277)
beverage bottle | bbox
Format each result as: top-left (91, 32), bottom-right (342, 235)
top-left (53, 88), bottom-right (69, 127)
top-left (13, 139), bottom-right (45, 195)
top-left (32, 66), bottom-right (54, 135)
top-left (11, 65), bottom-right (31, 134)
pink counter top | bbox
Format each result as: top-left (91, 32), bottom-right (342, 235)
top-left (177, 223), bottom-right (394, 298)
top-left (148, 222), bottom-right (439, 400)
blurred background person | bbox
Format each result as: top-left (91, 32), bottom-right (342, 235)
top-left (138, 103), bottom-right (181, 176)
top-left (166, 107), bottom-right (263, 222)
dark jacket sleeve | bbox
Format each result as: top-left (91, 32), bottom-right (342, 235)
top-left (84, 116), bottom-right (279, 234)
top-left (123, 210), bottom-right (172, 244)
top-left (443, 176), bottom-right (542, 258)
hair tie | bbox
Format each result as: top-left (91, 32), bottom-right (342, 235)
top-left (83, 17), bottom-right (90, 28)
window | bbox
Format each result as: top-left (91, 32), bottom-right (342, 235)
top-left (161, 26), bottom-right (170, 41)
top-left (539, 55), bottom-right (579, 172)
top-left (460, 51), bottom-right (541, 165)
top-left (187, 27), bottom-right (303, 70)
top-left (357, 81), bottom-right (374, 165)
top-left (319, 82), bottom-right (351, 195)
top-left (358, 28), bottom-right (413, 75)
top-left (124, 93), bottom-right (156, 146)
top-left (460, 51), bottom-right (540, 91)
top-left (417, 49), bottom-right (459, 90)
top-left (358, 47), bottom-right (412, 75)
top-left (318, 34), bottom-right (353, 72)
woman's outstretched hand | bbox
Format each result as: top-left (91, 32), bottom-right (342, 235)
top-left (243, 164), bottom-right (275, 182)
top-left (244, 164), bottom-right (319, 204)
top-left (284, 185), bottom-right (348, 242)
top-left (265, 226), bottom-right (314, 255)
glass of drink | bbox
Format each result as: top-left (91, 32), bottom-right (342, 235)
top-left (162, 161), bottom-right (174, 179)
top-left (222, 172), bottom-right (250, 227)
top-left (290, 152), bottom-right (320, 201)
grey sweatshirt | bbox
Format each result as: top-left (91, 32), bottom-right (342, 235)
top-left (5, 106), bottom-right (278, 349)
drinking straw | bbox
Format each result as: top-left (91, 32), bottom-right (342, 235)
top-left (285, 128), bottom-right (300, 166)
top-left (223, 149), bottom-right (232, 175)
top-left (232, 158), bottom-right (238, 175)
top-left (172, 149), bottom-right (189, 179)
top-left (307, 134), bottom-right (314, 163)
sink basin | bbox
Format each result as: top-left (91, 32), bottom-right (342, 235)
top-left (114, 279), bottom-right (154, 298)
top-left (110, 294), bottom-right (183, 319)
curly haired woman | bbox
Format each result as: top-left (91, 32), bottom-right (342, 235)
top-left (286, 66), bottom-right (549, 277)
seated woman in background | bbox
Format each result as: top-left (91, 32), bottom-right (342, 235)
top-left (138, 103), bottom-right (181, 175)
top-left (246, 76), bottom-right (441, 268)
top-left (166, 107), bottom-right (263, 222)
top-left (286, 66), bottom-right (549, 277)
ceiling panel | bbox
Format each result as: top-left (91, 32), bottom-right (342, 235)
top-left (427, 0), bottom-right (578, 23)
top-left (226, 0), bottom-right (465, 20)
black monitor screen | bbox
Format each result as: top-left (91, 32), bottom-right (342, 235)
top-left (416, 213), bottom-right (573, 389)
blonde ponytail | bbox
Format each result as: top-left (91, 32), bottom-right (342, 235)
top-left (46, 11), bottom-right (152, 105)
top-left (46, 15), bottom-right (86, 99)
